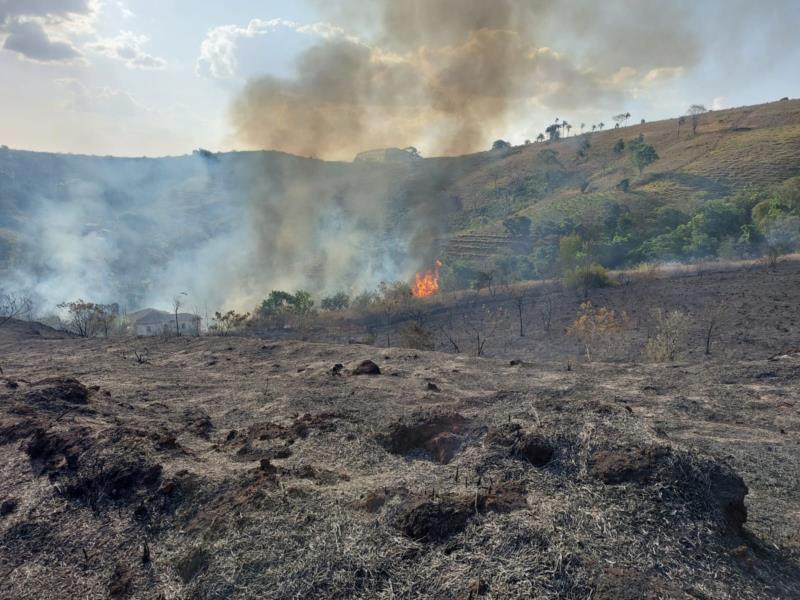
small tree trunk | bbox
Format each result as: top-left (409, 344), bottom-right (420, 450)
top-left (705, 319), bottom-right (716, 355)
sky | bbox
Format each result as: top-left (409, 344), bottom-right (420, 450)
top-left (0, 0), bottom-right (798, 159)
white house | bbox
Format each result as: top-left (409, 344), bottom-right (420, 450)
top-left (129, 308), bottom-right (201, 336)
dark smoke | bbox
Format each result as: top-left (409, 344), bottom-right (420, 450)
top-left (231, 0), bottom-right (708, 159)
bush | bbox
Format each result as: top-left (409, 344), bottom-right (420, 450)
top-left (210, 310), bottom-right (250, 335)
top-left (642, 309), bottom-right (690, 362)
top-left (321, 292), bottom-right (350, 311)
top-left (351, 290), bottom-right (379, 309)
top-left (566, 302), bottom-right (625, 360)
top-left (564, 264), bottom-right (613, 293)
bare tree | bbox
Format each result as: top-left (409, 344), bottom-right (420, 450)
top-left (58, 300), bottom-right (102, 337)
top-left (687, 104), bottom-right (707, 135)
top-left (0, 293), bottom-right (33, 328)
top-left (96, 304), bottom-right (119, 337)
top-left (173, 292), bottom-right (187, 336)
top-left (438, 307), bottom-right (461, 353)
top-left (701, 305), bottom-right (722, 356)
top-left (462, 300), bottom-right (503, 357)
top-left (510, 286), bottom-right (536, 337)
top-left (539, 294), bottom-right (554, 332)
top-left (677, 116), bottom-right (686, 138)
top-left (378, 281), bottom-right (411, 347)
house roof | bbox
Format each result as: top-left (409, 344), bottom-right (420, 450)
top-left (129, 308), bottom-right (200, 325)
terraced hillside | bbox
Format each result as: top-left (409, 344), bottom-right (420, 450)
top-left (431, 98), bottom-right (800, 280)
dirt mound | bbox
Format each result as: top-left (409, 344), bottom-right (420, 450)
top-left (352, 360), bottom-right (381, 375)
top-left (590, 444), bottom-right (748, 530)
top-left (247, 413), bottom-right (340, 443)
top-left (0, 498), bottom-right (17, 516)
top-left (235, 413), bottom-right (342, 462)
top-left (589, 445), bottom-right (671, 484)
top-left (184, 410), bottom-right (213, 439)
top-left (26, 377), bottom-right (90, 405)
top-left (485, 423), bottom-right (554, 466)
top-left (0, 419), bottom-right (43, 445)
top-left (65, 461), bottom-right (162, 505)
top-left (394, 497), bottom-right (473, 542)
top-left (592, 567), bottom-right (678, 600)
top-left (395, 482), bottom-right (528, 543)
top-left (476, 481), bottom-right (528, 513)
top-left (379, 413), bottom-right (471, 464)
top-left (25, 426), bottom-right (94, 475)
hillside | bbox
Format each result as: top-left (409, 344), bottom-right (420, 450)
top-left (1, 98), bottom-right (799, 309)
top-left (0, 327), bottom-right (798, 598)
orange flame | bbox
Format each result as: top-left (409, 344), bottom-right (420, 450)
top-left (412, 260), bottom-right (442, 298)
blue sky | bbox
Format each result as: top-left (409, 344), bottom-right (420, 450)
top-left (1, 0), bottom-right (798, 158)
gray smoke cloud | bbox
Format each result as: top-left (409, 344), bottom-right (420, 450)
top-left (0, 149), bottom-right (440, 315)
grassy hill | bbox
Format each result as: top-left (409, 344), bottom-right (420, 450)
top-left (425, 98), bottom-right (800, 286)
top-left (1, 98), bottom-right (799, 303)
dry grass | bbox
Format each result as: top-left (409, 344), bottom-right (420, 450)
top-left (0, 326), bottom-right (799, 598)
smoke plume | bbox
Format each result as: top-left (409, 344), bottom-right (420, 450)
top-left (231, 0), bottom-right (705, 160)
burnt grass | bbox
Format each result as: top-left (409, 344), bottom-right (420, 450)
top-left (1, 267), bottom-right (800, 598)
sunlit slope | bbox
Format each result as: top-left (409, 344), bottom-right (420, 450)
top-left (439, 98), bottom-right (800, 259)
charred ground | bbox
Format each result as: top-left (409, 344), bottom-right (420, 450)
top-left (0, 306), bottom-right (798, 598)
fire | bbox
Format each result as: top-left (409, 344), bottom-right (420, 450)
top-left (412, 260), bottom-right (442, 298)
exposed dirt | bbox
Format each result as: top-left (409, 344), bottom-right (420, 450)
top-left (0, 321), bottom-right (798, 598)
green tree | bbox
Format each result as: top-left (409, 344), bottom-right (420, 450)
top-left (258, 290), bottom-right (294, 316)
top-left (290, 290), bottom-right (315, 315)
top-left (545, 123), bottom-right (561, 141)
top-left (629, 136), bottom-right (659, 174)
top-left (492, 139), bottom-right (511, 151)
top-left (559, 235), bottom-right (611, 299)
top-left (503, 215), bottom-right (532, 237)
top-left (320, 292), bottom-right (350, 311)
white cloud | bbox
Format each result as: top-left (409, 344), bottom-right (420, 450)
top-left (711, 96), bottom-right (727, 110)
top-left (196, 18), bottom-right (358, 79)
top-left (54, 78), bottom-right (147, 115)
top-left (116, 2), bottom-right (135, 19)
top-left (86, 30), bottom-right (166, 69)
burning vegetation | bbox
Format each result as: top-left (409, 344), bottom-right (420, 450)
top-left (412, 260), bottom-right (442, 298)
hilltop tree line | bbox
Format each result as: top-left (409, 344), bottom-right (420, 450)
top-left (510, 105), bottom-right (708, 150)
